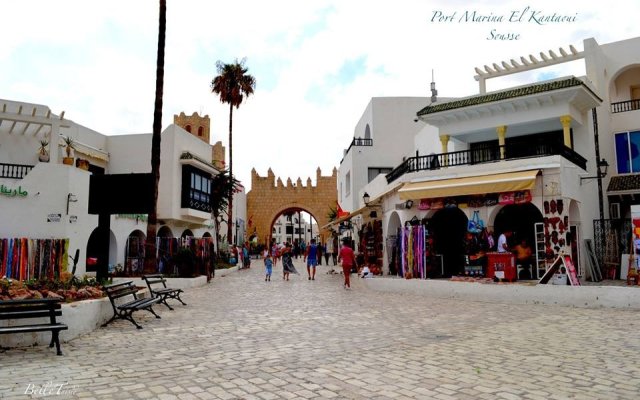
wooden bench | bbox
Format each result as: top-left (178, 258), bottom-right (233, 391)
top-left (0, 298), bottom-right (68, 355)
top-left (102, 281), bottom-right (161, 329)
top-left (142, 274), bottom-right (187, 310)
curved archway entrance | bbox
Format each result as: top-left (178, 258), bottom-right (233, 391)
top-left (386, 212), bottom-right (402, 275)
top-left (247, 168), bottom-right (337, 248)
top-left (494, 203), bottom-right (544, 248)
top-left (126, 230), bottom-right (146, 275)
top-left (86, 228), bottom-right (117, 273)
top-left (430, 208), bottom-right (468, 277)
top-left (269, 206), bottom-right (321, 259)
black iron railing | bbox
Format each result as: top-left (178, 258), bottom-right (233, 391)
top-left (0, 163), bottom-right (34, 179)
top-left (386, 142), bottom-right (587, 183)
top-left (611, 99), bottom-right (640, 114)
top-left (341, 137), bottom-right (373, 163)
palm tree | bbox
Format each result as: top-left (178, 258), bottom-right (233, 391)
top-left (143, 0), bottom-right (166, 274)
top-left (211, 59), bottom-right (256, 245)
top-left (210, 169), bottom-right (241, 257)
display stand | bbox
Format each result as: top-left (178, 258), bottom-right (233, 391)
top-left (534, 222), bottom-right (546, 279)
top-left (538, 254), bottom-right (581, 286)
top-left (487, 252), bottom-right (516, 281)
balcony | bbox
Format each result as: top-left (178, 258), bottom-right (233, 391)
top-left (341, 137), bottom-right (373, 163)
top-left (611, 99), bottom-right (640, 114)
top-left (386, 142), bottom-right (587, 183)
top-left (0, 162), bottom-right (34, 179)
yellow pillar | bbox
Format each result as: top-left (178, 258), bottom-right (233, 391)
top-left (440, 135), bottom-right (450, 166)
top-left (497, 125), bottom-right (507, 159)
top-left (560, 115), bottom-right (572, 148)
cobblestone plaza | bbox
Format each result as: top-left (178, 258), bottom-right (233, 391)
top-left (2, 259), bottom-right (640, 399)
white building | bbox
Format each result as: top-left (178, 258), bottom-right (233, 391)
top-left (344, 36), bottom-right (640, 281)
top-left (0, 99), bottom-right (245, 278)
top-left (338, 97), bottom-right (431, 212)
top-left (272, 213), bottom-right (319, 245)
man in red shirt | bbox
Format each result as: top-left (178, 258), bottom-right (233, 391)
top-left (338, 239), bottom-right (357, 289)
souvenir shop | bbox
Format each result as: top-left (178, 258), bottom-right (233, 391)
top-left (0, 238), bottom-right (69, 281)
top-left (392, 190), bottom-right (544, 279)
top-left (358, 219), bottom-right (383, 275)
top-left (104, 233), bottom-right (214, 277)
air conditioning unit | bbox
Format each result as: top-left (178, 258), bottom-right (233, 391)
top-left (610, 202), bottom-right (621, 219)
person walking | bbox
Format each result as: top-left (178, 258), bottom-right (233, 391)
top-left (338, 238), bottom-right (357, 289)
top-left (304, 238), bottom-right (318, 280)
top-left (281, 243), bottom-right (298, 281)
top-left (264, 254), bottom-right (273, 281)
top-left (271, 241), bottom-right (280, 267)
top-left (324, 238), bottom-right (332, 266)
top-left (317, 242), bottom-right (323, 266)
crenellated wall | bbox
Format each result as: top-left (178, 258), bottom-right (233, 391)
top-left (247, 167), bottom-right (337, 246)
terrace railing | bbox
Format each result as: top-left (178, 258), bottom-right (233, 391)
top-left (386, 142), bottom-right (587, 183)
top-left (0, 163), bottom-right (34, 179)
top-left (611, 99), bottom-right (640, 114)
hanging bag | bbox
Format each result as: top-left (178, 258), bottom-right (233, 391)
top-left (467, 211), bottom-right (484, 233)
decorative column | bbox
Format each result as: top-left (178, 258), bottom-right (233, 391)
top-left (497, 125), bottom-right (507, 159)
top-left (560, 115), bottom-right (572, 149)
top-left (440, 135), bottom-right (449, 166)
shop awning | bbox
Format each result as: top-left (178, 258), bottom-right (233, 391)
top-left (398, 169), bottom-right (540, 201)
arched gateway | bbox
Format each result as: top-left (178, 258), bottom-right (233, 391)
top-left (247, 167), bottom-right (337, 246)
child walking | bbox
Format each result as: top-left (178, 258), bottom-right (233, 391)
top-left (264, 254), bottom-right (273, 281)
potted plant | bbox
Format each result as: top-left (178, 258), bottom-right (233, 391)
top-left (62, 136), bottom-right (75, 165)
top-left (76, 158), bottom-right (90, 170)
top-left (38, 139), bottom-right (50, 162)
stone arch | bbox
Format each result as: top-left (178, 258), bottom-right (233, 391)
top-left (247, 168), bottom-right (338, 247)
top-left (268, 204), bottom-right (321, 245)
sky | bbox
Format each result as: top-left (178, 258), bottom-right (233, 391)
top-left (2, 1), bottom-right (640, 190)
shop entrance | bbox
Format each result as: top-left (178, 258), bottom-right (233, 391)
top-left (494, 203), bottom-right (544, 247)
top-left (431, 208), bottom-right (468, 277)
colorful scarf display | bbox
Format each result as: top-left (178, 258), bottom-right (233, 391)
top-left (400, 226), bottom-right (426, 279)
top-left (0, 238), bottom-right (68, 281)
top-left (124, 236), bottom-right (215, 274)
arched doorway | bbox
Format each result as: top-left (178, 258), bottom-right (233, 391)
top-left (125, 230), bottom-right (146, 275)
top-left (386, 212), bottom-right (402, 275)
top-left (430, 208), bottom-right (468, 277)
top-left (269, 206), bottom-right (320, 261)
top-left (86, 228), bottom-right (117, 273)
top-left (494, 203), bottom-right (544, 248)
top-left (181, 229), bottom-right (194, 238)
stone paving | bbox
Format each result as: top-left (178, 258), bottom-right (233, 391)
top-left (1, 258), bottom-right (640, 399)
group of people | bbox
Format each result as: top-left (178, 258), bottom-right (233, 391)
top-left (263, 238), bottom-right (358, 289)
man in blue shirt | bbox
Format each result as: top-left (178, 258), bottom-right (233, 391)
top-left (304, 239), bottom-right (318, 280)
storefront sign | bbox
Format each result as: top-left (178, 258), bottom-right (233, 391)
top-left (0, 184), bottom-right (28, 197)
top-left (418, 199), bottom-right (430, 210)
top-left (47, 213), bottom-right (62, 223)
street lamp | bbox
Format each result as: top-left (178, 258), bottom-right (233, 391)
top-left (580, 158), bottom-right (609, 182)
top-left (363, 192), bottom-right (370, 205)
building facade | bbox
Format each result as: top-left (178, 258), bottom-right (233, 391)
top-left (342, 36), bottom-right (640, 281)
top-left (0, 100), bottom-right (244, 278)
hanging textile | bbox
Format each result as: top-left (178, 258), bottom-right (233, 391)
top-left (0, 238), bottom-right (69, 281)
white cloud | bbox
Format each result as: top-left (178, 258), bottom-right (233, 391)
top-left (2, 0), bottom-right (640, 188)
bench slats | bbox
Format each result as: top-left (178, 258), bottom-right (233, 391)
top-left (142, 274), bottom-right (187, 311)
top-left (0, 323), bottom-right (68, 334)
top-left (102, 280), bottom-right (161, 329)
top-left (0, 298), bottom-right (67, 355)
top-left (0, 310), bottom-right (62, 320)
